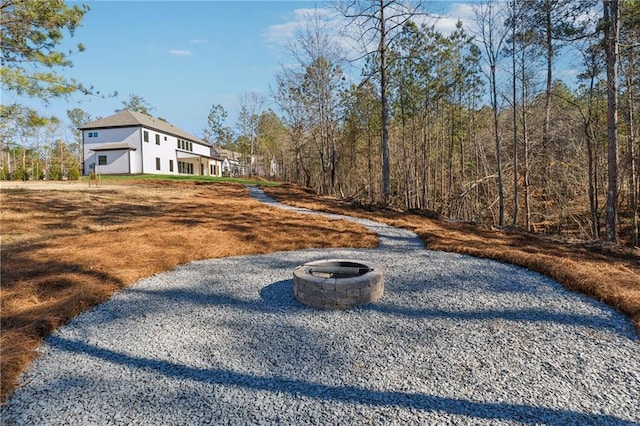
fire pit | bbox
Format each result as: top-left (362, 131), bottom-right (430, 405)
top-left (293, 259), bottom-right (384, 310)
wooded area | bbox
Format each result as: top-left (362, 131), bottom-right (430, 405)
top-left (1, 0), bottom-right (638, 245)
top-left (270, 0), bottom-right (639, 245)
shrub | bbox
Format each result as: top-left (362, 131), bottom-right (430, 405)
top-left (14, 167), bottom-right (28, 181)
top-left (67, 167), bottom-right (80, 180)
top-left (47, 165), bottom-right (62, 180)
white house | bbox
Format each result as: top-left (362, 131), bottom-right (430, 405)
top-left (80, 110), bottom-right (223, 177)
top-left (211, 147), bottom-right (246, 177)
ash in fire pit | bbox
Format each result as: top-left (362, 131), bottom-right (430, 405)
top-left (293, 259), bottom-right (384, 310)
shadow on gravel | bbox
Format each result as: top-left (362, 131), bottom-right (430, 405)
top-left (113, 277), bottom-right (632, 339)
top-left (259, 279), bottom-right (297, 308)
top-left (360, 303), bottom-right (631, 337)
top-left (45, 335), bottom-right (636, 425)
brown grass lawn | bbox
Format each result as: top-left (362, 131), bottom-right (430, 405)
top-left (1, 180), bottom-right (638, 403)
top-left (263, 184), bottom-right (640, 337)
top-left (0, 180), bottom-right (377, 402)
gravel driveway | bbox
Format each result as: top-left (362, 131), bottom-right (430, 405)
top-left (2, 187), bottom-right (639, 425)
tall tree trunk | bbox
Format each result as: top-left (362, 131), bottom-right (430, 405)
top-left (523, 100), bottom-right (531, 232)
top-left (379, 0), bottom-right (390, 204)
top-left (422, 101), bottom-right (430, 209)
top-left (586, 73), bottom-right (599, 239)
top-left (511, 5), bottom-right (519, 227)
top-left (542, 0), bottom-right (553, 188)
top-left (448, 102), bottom-right (455, 215)
top-left (492, 61), bottom-right (505, 227)
top-left (626, 71), bottom-right (638, 245)
top-left (604, 0), bottom-right (620, 242)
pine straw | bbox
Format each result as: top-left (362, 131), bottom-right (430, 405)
top-left (0, 181), bottom-right (377, 402)
top-left (263, 183), bottom-right (640, 336)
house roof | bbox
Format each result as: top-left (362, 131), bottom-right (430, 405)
top-left (88, 142), bottom-right (137, 151)
top-left (79, 110), bottom-right (209, 146)
top-left (212, 147), bottom-right (243, 162)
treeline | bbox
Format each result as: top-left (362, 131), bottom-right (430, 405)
top-left (261, 0), bottom-right (639, 245)
top-left (0, 107), bottom-right (88, 181)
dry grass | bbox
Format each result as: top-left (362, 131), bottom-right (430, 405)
top-left (263, 183), bottom-right (640, 335)
top-left (0, 180), bottom-right (377, 402)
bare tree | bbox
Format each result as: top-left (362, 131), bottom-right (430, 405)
top-left (237, 92), bottom-right (264, 176)
top-left (472, 0), bottom-right (509, 227)
top-left (336, 0), bottom-right (426, 204)
top-left (603, 0), bottom-right (621, 242)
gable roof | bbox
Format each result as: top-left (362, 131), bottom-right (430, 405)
top-left (212, 147), bottom-right (243, 162)
top-left (79, 110), bottom-right (209, 146)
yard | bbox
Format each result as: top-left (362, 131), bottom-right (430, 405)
top-left (1, 178), bottom-right (638, 404)
top-left (0, 179), bottom-right (377, 401)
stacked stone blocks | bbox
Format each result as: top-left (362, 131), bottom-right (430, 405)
top-left (293, 259), bottom-right (384, 310)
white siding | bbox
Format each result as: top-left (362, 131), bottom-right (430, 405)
top-left (83, 127), bottom-right (141, 175)
top-left (140, 127), bottom-right (177, 174)
top-left (95, 151), bottom-right (130, 174)
top-left (192, 141), bottom-right (210, 157)
top-left (83, 124), bottom-right (213, 176)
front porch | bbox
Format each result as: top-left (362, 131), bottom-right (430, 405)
top-left (176, 151), bottom-right (221, 176)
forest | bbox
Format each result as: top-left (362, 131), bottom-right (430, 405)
top-left (265, 0), bottom-right (639, 246)
top-left (1, 0), bottom-right (639, 245)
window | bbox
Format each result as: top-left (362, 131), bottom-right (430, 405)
top-left (88, 131), bottom-right (99, 138)
top-left (156, 134), bottom-right (160, 145)
top-left (169, 160), bottom-right (174, 172)
top-left (143, 130), bottom-right (149, 142)
top-left (177, 139), bottom-right (194, 152)
top-left (164, 136), bottom-right (167, 141)
top-left (155, 157), bottom-right (161, 171)
top-left (98, 155), bottom-right (107, 165)
top-left (178, 161), bottom-right (194, 174)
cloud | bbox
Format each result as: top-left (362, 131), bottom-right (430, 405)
top-left (190, 39), bottom-right (209, 44)
top-left (264, 7), bottom-right (342, 47)
top-left (169, 49), bottom-right (192, 56)
top-left (433, 3), bottom-right (477, 35)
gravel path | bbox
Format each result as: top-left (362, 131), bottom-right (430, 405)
top-left (2, 187), bottom-right (639, 425)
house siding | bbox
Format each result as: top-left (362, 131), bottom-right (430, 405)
top-left (81, 111), bottom-right (220, 177)
top-left (99, 151), bottom-right (130, 174)
top-left (83, 127), bottom-right (141, 175)
top-left (140, 127), bottom-right (179, 174)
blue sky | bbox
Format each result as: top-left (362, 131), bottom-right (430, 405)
top-left (27, 1), bottom-right (319, 136)
top-left (10, 1), bottom-right (485, 138)
top-left (11, 1), bottom-right (580, 139)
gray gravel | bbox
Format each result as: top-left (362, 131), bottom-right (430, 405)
top-left (2, 187), bottom-right (639, 425)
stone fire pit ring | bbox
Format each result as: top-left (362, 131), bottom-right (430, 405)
top-left (293, 259), bottom-right (384, 310)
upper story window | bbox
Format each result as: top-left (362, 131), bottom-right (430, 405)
top-left (177, 139), bottom-right (194, 152)
top-left (88, 131), bottom-right (99, 138)
top-left (156, 134), bottom-right (160, 145)
top-left (143, 130), bottom-right (149, 142)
